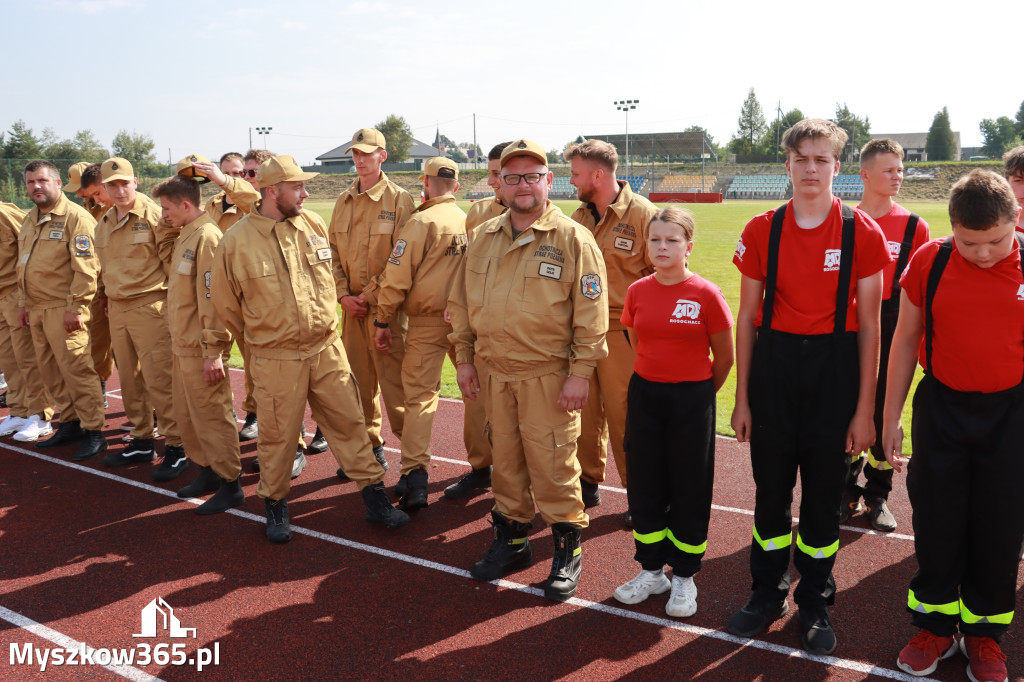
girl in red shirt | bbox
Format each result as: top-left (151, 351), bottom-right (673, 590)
top-left (613, 207), bottom-right (734, 618)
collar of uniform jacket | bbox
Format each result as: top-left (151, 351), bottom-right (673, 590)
top-left (179, 213), bottom-right (216, 241)
top-left (110, 194), bottom-right (152, 227)
top-left (413, 194), bottom-right (456, 214)
top-left (342, 170), bottom-right (392, 203)
top-left (30, 191), bottom-right (71, 225)
top-left (485, 201), bottom-right (562, 236)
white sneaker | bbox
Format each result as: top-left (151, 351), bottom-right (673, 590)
top-left (13, 415), bottom-right (53, 442)
top-left (291, 450), bottom-right (307, 479)
top-left (665, 575), bottom-right (698, 618)
top-left (0, 414), bottom-right (28, 437)
top-left (613, 569), bottom-right (671, 605)
top-left (0, 373), bottom-right (8, 391)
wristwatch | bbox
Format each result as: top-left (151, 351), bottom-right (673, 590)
top-left (373, 318), bottom-right (389, 329)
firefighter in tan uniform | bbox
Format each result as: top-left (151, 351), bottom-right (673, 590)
top-left (150, 174), bottom-right (244, 515)
top-left (566, 140), bottom-right (657, 522)
top-left (0, 201), bottom-right (54, 442)
top-left (329, 128), bottom-right (414, 467)
top-left (449, 139), bottom-right (609, 601)
top-left (66, 162), bottom-right (115, 406)
top-left (95, 157), bottom-right (185, 478)
top-left (211, 155), bottom-right (409, 543)
top-left (195, 152), bottom-right (260, 234)
top-left (443, 141), bottom-right (510, 500)
top-left (373, 157), bottom-right (467, 510)
top-left (17, 161), bottom-right (106, 459)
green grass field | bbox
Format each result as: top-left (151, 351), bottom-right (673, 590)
top-left (232, 198), bottom-right (949, 453)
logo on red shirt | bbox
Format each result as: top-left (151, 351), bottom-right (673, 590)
top-left (1017, 284), bottom-right (1024, 301)
top-left (734, 238), bottom-right (746, 260)
top-left (671, 299), bottom-right (701, 324)
top-left (824, 249), bottom-right (842, 272)
top-left (887, 241), bottom-right (901, 257)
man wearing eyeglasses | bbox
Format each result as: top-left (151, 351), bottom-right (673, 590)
top-left (449, 139), bottom-right (608, 601)
top-left (194, 152), bottom-right (259, 235)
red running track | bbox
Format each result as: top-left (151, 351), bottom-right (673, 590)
top-left (0, 366), bottom-right (1021, 681)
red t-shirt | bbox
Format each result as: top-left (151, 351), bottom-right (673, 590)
top-left (901, 237), bottom-right (1024, 393)
top-left (732, 197), bottom-right (892, 334)
top-left (621, 273), bottom-right (734, 383)
top-left (860, 203), bottom-right (930, 300)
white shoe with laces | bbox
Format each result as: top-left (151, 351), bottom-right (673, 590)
top-left (613, 569), bottom-right (671, 605)
top-left (13, 415), bottom-right (53, 442)
top-left (666, 575), bottom-right (698, 617)
top-left (0, 414), bottom-right (28, 436)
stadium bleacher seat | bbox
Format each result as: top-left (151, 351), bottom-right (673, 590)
top-left (465, 177), bottom-right (492, 200)
top-left (725, 174), bottom-right (791, 200)
top-left (655, 174), bottom-right (717, 193)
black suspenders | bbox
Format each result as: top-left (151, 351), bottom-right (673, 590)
top-left (762, 203), bottom-right (856, 334)
top-left (889, 213), bottom-right (920, 300)
top-left (925, 233), bottom-right (1024, 373)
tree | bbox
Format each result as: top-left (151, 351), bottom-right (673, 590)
top-left (72, 130), bottom-right (107, 161)
top-left (980, 116), bottom-right (1020, 158)
top-left (439, 134), bottom-right (467, 163)
top-left (546, 149), bottom-right (562, 165)
top-left (1016, 99), bottom-right (1024, 136)
top-left (112, 130), bottom-right (156, 164)
top-left (925, 108), bottom-right (955, 161)
top-left (3, 120), bottom-right (42, 159)
top-left (733, 88), bottom-right (767, 153)
top-left (834, 103), bottom-right (871, 162)
top-left (763, 108), bottom-right (804, 162)
top-left (375, 114), bottom-right (413, 163)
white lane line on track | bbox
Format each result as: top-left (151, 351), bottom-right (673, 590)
top-left (0, 605), bottom-right (163, 681)
top-left (1, 441), bottom-right (933, 681)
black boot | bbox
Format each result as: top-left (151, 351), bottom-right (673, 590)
top-left (307, 427), bottom-right (328, 454)
top-left (471, 511), bottom-right (533, 581)
top-left (399, 468), bottom-right (428, 511)
top-left (196, 477), bottom-right (244, 515)
top-left (443, 466), bottom-right (492, 499)
top-left (394, 473), bottom-right (408, 497)
top-left (362, 482), bottom-right (410, 528)
top-left (544, 523), bottom-right (582, 601)
top-left (177, 465), bottom-right (221, 498)
top-left (35, 420), bottom-right (84, 449)
top-left (71, 430), bottom-right (107, 461)
top-left (265, 498), bottom-right (291, 543)
top-left (581, 481), bottom-right (601, 508)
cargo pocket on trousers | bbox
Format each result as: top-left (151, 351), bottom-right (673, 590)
top-left (551, 416), bottom-right (582, 486)
top-left (66, 329), bottom-right (89, 355)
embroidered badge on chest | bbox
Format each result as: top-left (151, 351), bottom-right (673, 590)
top-left (49, 229), bottom-right (64, 240)
top-left (388, 239), bottom-right (407, 266)
top-left (613, 236), bottom-right (634, 251)
top-left (538, 262), bottom-right (562, 279)
top-left (316, 247), bottom-right (331, 261)
top-left (581, 273), bottom-right (602, 300)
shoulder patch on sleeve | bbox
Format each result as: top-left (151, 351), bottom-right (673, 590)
top-left (581, 273), bottom-right (602, 300)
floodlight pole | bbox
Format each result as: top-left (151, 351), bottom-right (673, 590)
top-left (256, 126), bottom-right (273, 150)
top-left (614, 99), bottom-right (638, 177)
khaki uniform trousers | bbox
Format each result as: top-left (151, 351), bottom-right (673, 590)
top-left (578, 329), bottom-right (635, 486)
top-left (484, 367), bottom-right (588, 528)
top-left (108, 299), bottom-right (181, 445)
top-left (28, 306), bottom-right (104, 430)
top-left (399, 319), bottom-right (450, 474)
top-left (463, 356), bottom-right (491, 469)
top-left (342, 311), bottom-right (406, 448)
top-left (250, 338), bottom-right (384, 500)
top-left (172, 354), bottom-right (241, 481)
top-left (88, 296), bottom-right (114, 382)
top-left (0, 297), bottom-right (53, 420)
top-left (232, 335), bottom-right (257, 415)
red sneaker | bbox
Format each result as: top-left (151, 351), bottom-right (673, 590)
top-left (896, 629), bottom-right (956, 676)
top-left (960, 636), bottom-right (1008, 682)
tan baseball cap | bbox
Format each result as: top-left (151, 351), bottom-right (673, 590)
top-left (101, 158), bottom-right (135, 183)
top-left (419, 156), bottom-right (459, 181)
top-left (176, 154), bottom-right (212, 182)
top-left (500, 139), bottom-right (547, 168)
top-left (345, 128), bottom-right (386, 154)
top-left (256, 155), bottom-right (319, 186)
top-left (65, 162), bottom-right (89, 192)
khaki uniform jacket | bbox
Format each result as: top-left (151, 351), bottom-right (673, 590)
top-left (465, 196), bottom-right (506, 234)
top-left (376, 195), bottom-right (467, 325)
top-left (448, 202), bottom-right (609, 381)
top-left (570, 181), bottom-right (657, 331)
top-left (329, 172), bottom-right (415, 305)
top-left (204, 177), bottom-right (260, 234)
top-left (168, 214), bottom-right (230, 358)
top-left (0, 203), bottom-right (26, 301)
top-left (17, 193), bottom-right (99, 313)
top-left (211, 204), bottom-right (339, 361)
top-left (85, 200), bottom-right (109, 222)
top-left (95, 193), bottom-right (178, 310)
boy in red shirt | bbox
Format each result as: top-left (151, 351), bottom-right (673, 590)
top-left (1003, 146), bottom-right (1024, 233)
top-left (728, 119), bottom-right (891, 655)
top-left (883, 170), bottom-right (1023, 682)
top-left (840, 139), bottom-right (930, 531)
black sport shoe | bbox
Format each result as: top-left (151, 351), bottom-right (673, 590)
top-left (545, 523), bottom-right (583, 601)
top-left (838, 488), bottom-right (863, 523)
top-left (581, 480), bottom-right (601, 508)
top-left (239, 412), bottom-right (258, 441)
top-left (399, 468), bottom-right (428, 511)
top-left (471, 511), bottom-right (533, 581)
top-left (153, 445), bottom-right (189, 481)
top-left (443, 466), bottom-right (491, 499)
top-left (35, 420), bottom-right (85, 449)
top-left (362, 482), bottom-right (410, 528)
top-left (727, 594), bottom-right (789, 638)
top-left (71, 430), bottom-right (107, 461)
top-left (265, 498), bottom-right (291, 543)
top-left (799, 607), bottom-right (837, 655)
top-left (177, 465), bottom-right (220, 498)
top-left (864, 496), bottom-right (897, 532)
top-left (307, 427), bottom-right (328, 454)
top-left (373, 444), bottom-right (389, 471)
top-left (104, 438), bottom-right (156, 467)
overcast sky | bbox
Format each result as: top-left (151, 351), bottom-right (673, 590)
top-left (3, 0), bottom-right (1016, 165)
